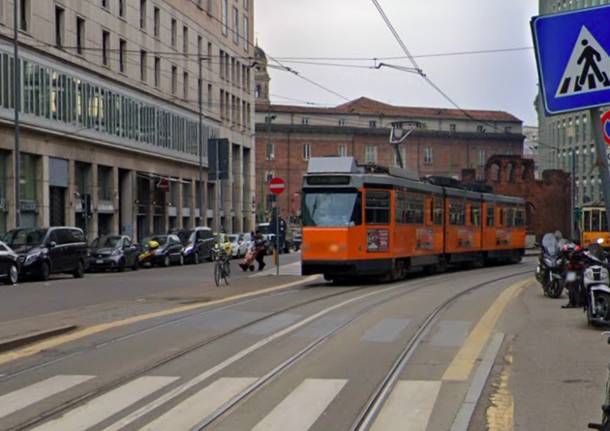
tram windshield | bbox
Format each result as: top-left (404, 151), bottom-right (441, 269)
top-left (302, 190), bottom-right (362, 227)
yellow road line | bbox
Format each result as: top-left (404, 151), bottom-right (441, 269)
top-left (0, 275), bottom-right (319, 366)
top-left (486, 351), bottom-right (514, 431)
top-left (442, 278), bottom-right (532, 381)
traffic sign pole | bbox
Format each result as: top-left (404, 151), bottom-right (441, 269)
top-left (268, 177), bottom-right (285, 276)
top-left (592, 107), bottom-right (610, 236)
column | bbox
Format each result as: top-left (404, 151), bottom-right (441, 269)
top-left (120, 170), bottom-right (135, 238)
top-left (90, 163), bottom-right (99, 239)
top-left (177, 181), bottom-right (184, 229)
top-left (190, 178), bottom-right (197, 228)
top-left (6, 153), bottom-right (16, 230)
top-left (38, 155), bottom-right (50, 227)
top-left (147, 178), bottom-right (154, 235)
top-left (112, 166), bottom-right (120, 234)
top-left (66, 159), bottom-right (76, 226)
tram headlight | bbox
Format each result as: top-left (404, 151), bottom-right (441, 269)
top-left (367, 229), bottom-right (389, 252)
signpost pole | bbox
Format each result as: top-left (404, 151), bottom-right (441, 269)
top-left (591, 108), bottom-right (610, 234)
top-left (275, 202), bottom-right (280, 276)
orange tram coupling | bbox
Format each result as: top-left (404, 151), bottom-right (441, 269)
top-left (301, 157), bottom-right (526, 282)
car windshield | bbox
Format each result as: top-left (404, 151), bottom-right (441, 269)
top-left (4, 228), bottom-right (48, 246)
top-left (302, 190), bottom-right (362, 227)
top-left (93, 236), bottom-right (122, 249)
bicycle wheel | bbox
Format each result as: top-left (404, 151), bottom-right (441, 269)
top-left (214, 261), bottom-right (222, 287)
top-left (223, 261), bottom-right (231, 285)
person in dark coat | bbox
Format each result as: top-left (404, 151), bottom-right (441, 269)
top-left (254, 230), bottom-right (266, 271)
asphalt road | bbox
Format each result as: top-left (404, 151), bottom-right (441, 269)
top-left (0, 261), bottom-right (560, 431)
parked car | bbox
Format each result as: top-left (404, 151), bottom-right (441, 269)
top-left (169, 227), bottom-right (215, 264)
top-left (228, 234), bottom-right (247, 258)
top-left (0, 241), bottom-right (20, 284)
top-left (141, 234), bottom-right (184, 267)
top-left (4, 227), bottom-right (87, 281)
top-left (233, 233), bottom-right (254, 258)
top-left (88, 235), bottom-right (140, 272)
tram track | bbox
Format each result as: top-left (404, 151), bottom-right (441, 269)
top-left (4, 264), bottom-right (533, 431)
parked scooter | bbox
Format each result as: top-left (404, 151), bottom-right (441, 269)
top-left (536, 233), bottom-right (567, 298)
top-left (561, 242), bottom-right (586, 308)
top-left (582, 240), bottom-right (610, 326)
top-left (588, 332), bottom-right (610, 430)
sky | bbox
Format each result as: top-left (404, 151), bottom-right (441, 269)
top-left (254, 0), bottom-right (540, 126)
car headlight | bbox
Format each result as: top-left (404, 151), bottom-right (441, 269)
top-left (25, 252), bottom-right (42, 265)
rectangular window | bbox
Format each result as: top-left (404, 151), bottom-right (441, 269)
top-left (470, 202), bottom-right (481, 226)
top-left (183, 26), bottom-right (188, 55)
top-left (244, 0), bottom-right (249, 10)
top-left (450, 123), bottom-right (456, 133)
top-left (207, 42), bottom-right (213, 69)
top-left (140, 50), bottom-right (147, 81)
top-left (222, 0), bottom-right (229, 35)
top-left (477, 125), bottom-right (485, 133)
top-left (119, 39), bottom-right (126, 73)
top-left (338, 119), bottom-right (346, 126)
top-left (153, 7), bottom-right (160, 37)
top-left (183, 72), bottom-right (188, 99)
top-left (366, 190), bottom-right (390, 225)
top-left (118, 0), bottom-right (125, 17)
top-left (19, 0), bottom-right (29, 31)
top-left (338, 143), bottom-right (347, 157)
top-left (233, 6), bottom-right (239, 44)
top-left (365, 145), bottom-right (377, 164)
top-left (266, 142), bottom-right (274, 160)
top-left (396, 192), bottom-right (424, 224)
top-left (197, 35), bottom-right (203, 58)
top-left (505, 126), bottom-right (513, 133)
top-left (449, 200), bottom-right (465, 225)
top-left (424, 146), bottom-right (433, 165)
top-left (478, 149), bottom-right (486, 166)
top-left (171, 66), bottom-right (177, 94)
top-left (487, 204), bottom-right (495, 227)
top-left (208, 84), bottom-right (212, 109)
top-left (102, 0), bottom-right (108, 8)
top-left (433, 196), bottom-right (444, 225)
top-left (302, 117), bottom-right (310, 125)
top-left (55, 6), bottom-right (65, 48)
top-left (171, 18), bottom-right (177, 47)
top-left (369, 120), bottom-right (377, 128)
top-left (243, 16), bottom-right (249, 49)
top-left (154, 57), bottom-right (160, 87)
top-left (102, 30), bottom-right (110, 66)
top-left (303, 143), bottom-right (311, 161)
top-left (76, 17), bottom-right (85, 55)
top-left (140, 0), bottom-right (147, 30)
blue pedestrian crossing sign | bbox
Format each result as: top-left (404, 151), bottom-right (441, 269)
top-left (532, 5), bottom-right (610, 115)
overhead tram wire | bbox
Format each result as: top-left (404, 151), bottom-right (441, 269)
top-left (369, 0), bottom-right (504, 131)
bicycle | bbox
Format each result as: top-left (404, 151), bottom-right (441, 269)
top-left (212, 247), bottom-right (231, 287)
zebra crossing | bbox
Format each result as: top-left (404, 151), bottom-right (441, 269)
top-left (0, 373), bottom-right (446, 431)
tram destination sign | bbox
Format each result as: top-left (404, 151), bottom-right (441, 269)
top-left (532, 5), bottom-right (610, 115)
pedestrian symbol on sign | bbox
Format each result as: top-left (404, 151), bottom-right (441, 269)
top-left (556, 26), bottom-right (610, 98)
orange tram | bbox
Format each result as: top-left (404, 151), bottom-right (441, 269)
top-left (301, 157), bottom-right (526, 282)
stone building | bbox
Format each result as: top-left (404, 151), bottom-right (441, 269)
top-left (255, 97), bottom-right (524, 223)
top-left (0, 0), bottom-right (255, 240)
top-left (463, 155), bottom-right (571, 239)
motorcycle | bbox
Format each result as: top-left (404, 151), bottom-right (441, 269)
top-left (588, 332), bottom-right (610, 430)
top-left (582, 240), bottom-right (610, 326)
top-left (562, 242), bottom-right (586, 308)
top-left (536, 233), bottom-right (567, 298)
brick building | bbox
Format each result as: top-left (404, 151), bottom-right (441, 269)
top-left (255, 97), bottom-right (525, 222)
top-left (462, 155), bottom-right (571, 239)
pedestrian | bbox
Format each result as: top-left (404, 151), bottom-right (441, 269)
top-left (254, 230), bottom-right (266, 271)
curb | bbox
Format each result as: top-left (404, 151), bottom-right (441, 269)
top-left (0, 325), bottom-right (77, 354)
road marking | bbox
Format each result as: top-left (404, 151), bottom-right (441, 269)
top-left (0, 375), bottom-right (94, 419)
top-left (241, 313), bottom-right (302, 335)
top-left (139, 377), bottom-right (255, 431)
top-left (430, 320), bottom-right (472, 347)
top-left (486, 349), bottom-right (514, 431)
top-left (103, 285), bottom-right (402, 431)
top-left (370, 380), bottom-right (441, 431)
top-left (0, 275), bottom-right (319, 366)
top-left (31, 376), bottom-right (178, 431)
top-left (442, 278), bottom-right (531, 381)
top-left (360, 318), bottom-right (411, 343)
top-left (252, 379), bottom-right (347, 431)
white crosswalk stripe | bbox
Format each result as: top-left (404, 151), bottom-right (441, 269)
top-left (0, 375), bottom-right (94, 420)
top-left (371, 380), bottom-right (441, 431)
top-left (252, 378), bottom-right (347, 431)
top-left (139, 377), bottom-right (255, 430)
top-left (31, 376), bottom-right (178, 431)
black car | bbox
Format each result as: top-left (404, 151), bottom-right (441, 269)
top-left (4, 227), bottom-right (88, 280)
top-left (0, 241), bottom-right (20, 285)
top-left (169, 227), bottom-right (215, 264)
top-left (142, 234), bottom-right (184, 267)
top-left (89, 235), bottom-right (140, 272)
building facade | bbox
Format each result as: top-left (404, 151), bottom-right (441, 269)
top-left (0, 0), bottom-right (255, 240)
top-left (537, 0), bottom-right (610, 206)
top-left (255, 97), bottom-right (524, 223)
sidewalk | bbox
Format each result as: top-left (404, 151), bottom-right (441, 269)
top-left (0, 272), bottom-right (316, 352)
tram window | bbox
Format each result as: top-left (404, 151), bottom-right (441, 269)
top-left (366, 190), bottom-right (390, 225)
top-left (592, 210), bottom-right (601, 232)
top-left (449, 200), bottom-right (465, 225)
top-left (428, 199), bottom-right (434, 225)
top-left (504, 208), bottom-right (515, 227)
top-left (470, 203), bottom-right (481, 226)
top-left (395, 191), bottom-right (407, 224)
top-left (487, 205), bottom-right (494, 227)
top-left (406, 193), bottom-right (424, 224)
top-left (602, 211), bottom-right (608, 232)
top-left (584, 210), bottom-right (591, 232)
top-left (302, 190), bottom-right (362, 227)
top-left (433, 197), bottom-right (443, 225)
top-left (515, 208), bottom-right (525, 227)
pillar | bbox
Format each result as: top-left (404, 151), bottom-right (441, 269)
top-left (177, 181), bottom-right (184, 229)
top-left (120, 170), bottom-right (135, 238)
top-left (38, 155), bottom-right (50, 227)
top-left (90, 163), bottom-right (99, 239)
top-left (66, 159), bottom-right (76, 226)
top-left (190, 178), bottom-right (197, 228)
top-left (112, 166), bottom-right (120, 234)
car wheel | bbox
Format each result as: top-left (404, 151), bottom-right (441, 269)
top-left (73, 260), bottom-right (85, 278)
top-left (118, 258), bottom-right (126, 273)
top-left (7, 264), bottom-right (18, 285)
top-left (194, 252), bottom-right (200, 265)
top-left (132, 259), bottom-right (139, 271)
top-left (163, 255), bottom-right (171, 267)
top-left (40, 261), bottom-right (50, 281)
top-left (179, 254), bottom-right (184, 266)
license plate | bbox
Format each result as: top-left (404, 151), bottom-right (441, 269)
top-left (96, 259), bottom-right (104, 264)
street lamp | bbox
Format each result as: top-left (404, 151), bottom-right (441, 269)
top-left (13, 0), bottom-right (21, 228)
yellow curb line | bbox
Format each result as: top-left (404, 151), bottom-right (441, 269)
top-left (442, 277), bottom-right (533, 382)
top-left (0, 275), bottom-right (320, 367)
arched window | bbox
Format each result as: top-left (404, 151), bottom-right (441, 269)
top-left (489, 163), bottom-right (501, 182)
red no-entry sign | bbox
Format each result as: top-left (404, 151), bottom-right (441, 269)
top-left (603, 111), bottom-right (610, 146)
top-left (269, 177), bottom-right (286, 195)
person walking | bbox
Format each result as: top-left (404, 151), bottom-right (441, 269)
top-left (254, 230), bottom-right (266, 272)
